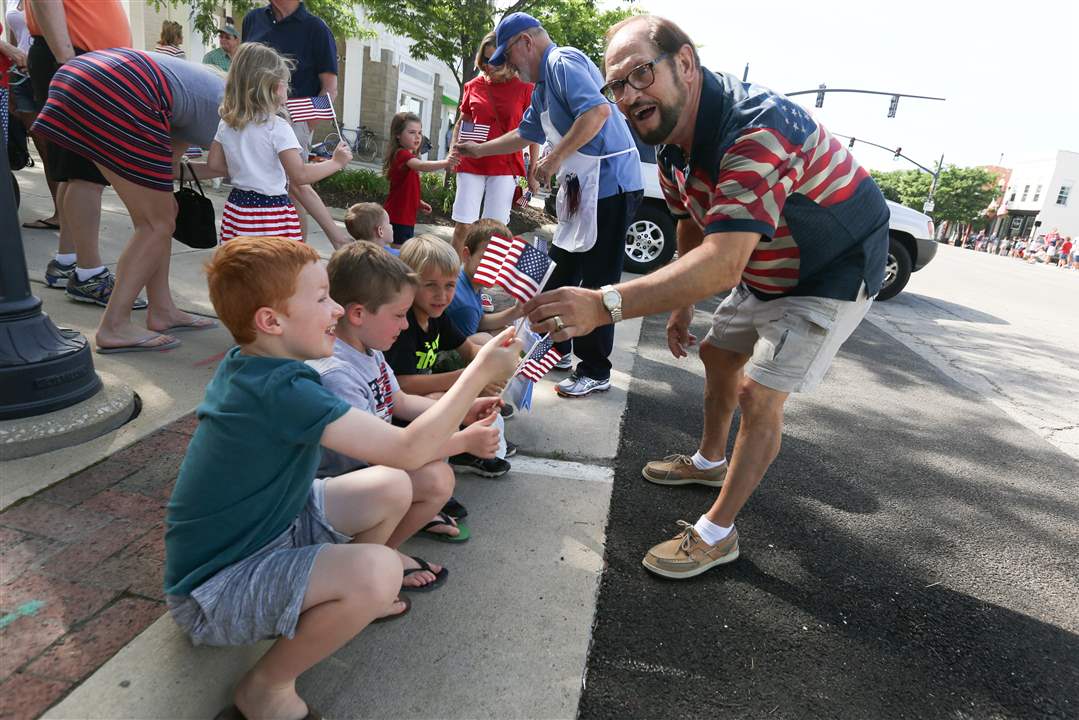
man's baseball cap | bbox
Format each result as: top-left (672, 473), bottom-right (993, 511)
top-left (488, 12), bottom-right (541, 66)
top-left (218, 24), bottom-right (238, 37)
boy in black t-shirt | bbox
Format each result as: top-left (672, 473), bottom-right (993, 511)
top-left (386, 235), bottom-right (514, 477)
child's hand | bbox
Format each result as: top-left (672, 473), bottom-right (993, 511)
top-left (457, 412), bottom-right (500, 458)
top-left (419, 200), bottom-right (433, 214)
top-left (475, 327), bottom-right (524, 384)
top-left (332, 141), bottom-right (353, 167)
top-left (465, 396), bottom-right (503, 425)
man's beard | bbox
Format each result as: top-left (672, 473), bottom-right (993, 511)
top-left (631, 80), bottom-right (686, 145)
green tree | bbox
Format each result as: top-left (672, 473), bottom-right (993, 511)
top-left (871, 166), bottom-right (996, 226)
top-left (361, 0), bottom-right (637, 94)
top-left (153, 0), bottom-right (372, 43)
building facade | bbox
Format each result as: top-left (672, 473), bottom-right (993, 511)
top-left (991, 150), bottom-right (1078, 241)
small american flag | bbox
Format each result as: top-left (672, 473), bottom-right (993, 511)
top-left (474, 236), bottom-right (555, 304)
top-left (516, 337), bottom-right (562, 383)
top-left (285, 95), bottom-right (336, 122)
top-left (458, 121), bottom-right (491, 143)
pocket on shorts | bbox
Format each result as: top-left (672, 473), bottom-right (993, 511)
top-left (753, 303), bottom-right (837, 377)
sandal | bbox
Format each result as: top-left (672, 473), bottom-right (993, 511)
top-left (371, 595), bottom-right (411, 623)
top-left (419, 512), bottom-right (470, 543)
top-left (401, 555), bottom-right (448, 593)
top-left (441, 496), bottom-right (468, 520)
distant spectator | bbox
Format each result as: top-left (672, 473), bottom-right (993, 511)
top-left (154, 20), bottom-right (184, 58)
top-left (202, 22), bottom-right (238, 72)
top-left (243, 0), bottom-right (339, 242)
top-left (1059, 236), bottom-right (1072, 268)
top-left (344, 202), bottom-right (394, 249)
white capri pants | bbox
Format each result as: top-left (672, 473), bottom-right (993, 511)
top-left (452, 172), bottom-right (517, 224)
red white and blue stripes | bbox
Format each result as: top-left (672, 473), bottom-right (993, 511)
top-left (32, 48), bottom-right (175, 191)
top-left (220, 189), bottom-right (302, 243)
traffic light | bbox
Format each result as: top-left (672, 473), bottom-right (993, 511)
top-left (848, 137), bottom-right (856, 148)
top-left (893, 147), bottom-right (902, 160)
top-left (888, 94), bottom-right (899, 118)
top-left (815, 83), bottom-right (826, 108)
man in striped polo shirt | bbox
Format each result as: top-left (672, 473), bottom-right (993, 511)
top-left (524, 15), bottom-right (889, 579)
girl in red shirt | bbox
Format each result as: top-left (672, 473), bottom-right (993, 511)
top-left (450, 32), bottom-right (538, 256)
top-left (383, 111), bottom-right (457, 247)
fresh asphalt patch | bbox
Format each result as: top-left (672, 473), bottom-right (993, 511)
top-left (579, 300), bottom-right (1079, 720)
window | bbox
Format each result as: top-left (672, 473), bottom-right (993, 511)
top-left (1058, 185), bottom-right (1072, 206)
top-left (1021, 184), bottom-right (1030, 201)
top-left (1009, 191), bottom-right (1016, 202)
top-left (400, 63), bottom-right (433, 84)
top-left (1033, 185), bottom-right (1041, 202)
top-left (399, 93), bottom-right (424, 118)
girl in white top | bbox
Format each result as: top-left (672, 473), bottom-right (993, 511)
top-left (206, 42), bottom-right (351, 243)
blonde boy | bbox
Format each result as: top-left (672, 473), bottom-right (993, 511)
top-left (311, 242), bottom-right (505, 586)
top-left (164, 237), bottom-right (520, 720)
top-left (384, 234), bottom-right (514, 477)
top-left (344, 202), bottom-right (394, 248)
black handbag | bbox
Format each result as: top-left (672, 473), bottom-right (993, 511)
top-left (173, 161), bottom-right (217, 249)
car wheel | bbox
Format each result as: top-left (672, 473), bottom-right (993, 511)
top-left (624, 203), bottom-right (676, 273)
top-left (877, 235), bottom-right (912, 301)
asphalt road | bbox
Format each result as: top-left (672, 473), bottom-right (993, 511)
top-left (579, 279), bottom-right (1079, 718)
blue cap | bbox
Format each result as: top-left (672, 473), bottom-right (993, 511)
top-left (488, 12), bottom-right (541, 66)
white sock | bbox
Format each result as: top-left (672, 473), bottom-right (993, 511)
top-left (55, 253), bottom-right (77, 266)
top-left (694, 515), bottom-right (733, 545)
top-left (691, 451), bottom-right (726, 470)
top-left (75, 266), bottom-right (106, 282)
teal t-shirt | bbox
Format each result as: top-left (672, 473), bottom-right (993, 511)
top-left (164, 348), bottom-right (351, 596)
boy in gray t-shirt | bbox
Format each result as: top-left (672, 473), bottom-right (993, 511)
top-left (310, 242), bottom-right (506, 589)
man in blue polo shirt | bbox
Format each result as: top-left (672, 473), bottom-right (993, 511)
top-left (243, 0), bottom-right (338, 242)
top-left (524, 15), bottom-right (889, 579)
top-left (456, 12), bottom-right (643, 398)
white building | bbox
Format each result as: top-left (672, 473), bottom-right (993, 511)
top-left (993, 150), bottom-right (1078, 241)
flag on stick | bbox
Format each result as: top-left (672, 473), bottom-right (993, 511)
top-left (473, 235), bottom-right (555, 304)
top-left (515, 336), bottom-right (562, 383)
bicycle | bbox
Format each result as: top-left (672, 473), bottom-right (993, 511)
top-left (310, 125), bottom-right (380, 163)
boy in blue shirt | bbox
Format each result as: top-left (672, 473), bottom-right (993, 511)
top-left (446, 218), bottom-right (524, 342)
top-left (164, 237), bottom-right (520, 720)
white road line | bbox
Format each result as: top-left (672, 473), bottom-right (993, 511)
top-left (510, 454), bottom-right (614, 483)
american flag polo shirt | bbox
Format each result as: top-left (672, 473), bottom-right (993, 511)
top-left (657, 68), bottom-right (890, 301)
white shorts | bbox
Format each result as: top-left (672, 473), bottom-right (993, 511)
top-left (452, 172), bottom-right (517, 224)
top-left (704, 283), bottom-right (874, 393)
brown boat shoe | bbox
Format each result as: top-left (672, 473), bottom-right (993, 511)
top-left (642, 521), bottom-right (740, 579)
top-left (642, 454), bottom-right (728, 488)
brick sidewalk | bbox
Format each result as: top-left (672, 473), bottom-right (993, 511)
top-left (0, 414), bottom-right (197, 720)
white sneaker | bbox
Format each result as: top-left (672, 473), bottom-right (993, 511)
top-left (556, 373), bottom-right (611, 398)
top-left (481, 293), bottom-right (495, 313)
top-left (552, 354), bottom-right (573, 371)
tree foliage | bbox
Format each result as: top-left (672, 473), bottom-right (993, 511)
top-left (152, 0), bottom-right (372, 42)
top-left (871, 166), bottom-right (998, 226)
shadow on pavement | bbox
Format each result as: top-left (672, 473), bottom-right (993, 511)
top-left (580, 311), bottom-right (1079, 720)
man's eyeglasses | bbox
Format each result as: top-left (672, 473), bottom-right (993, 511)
top-left (601, 53), bottom-right (669, 103)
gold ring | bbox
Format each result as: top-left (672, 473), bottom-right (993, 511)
top-left (553, 315), bottom-right (565, 331)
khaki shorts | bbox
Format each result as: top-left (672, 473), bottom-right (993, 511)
top-left (704, 283), bottom-right (873, 393)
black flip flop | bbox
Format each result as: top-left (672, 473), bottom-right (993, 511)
top-left (401, 555), bottom-right (449, 593)
top-left (371, 595), bottom-right (412, 624)
top-left (441, 496), bottom-right (468, 520)
top-left (21, 218), bottom-right (60, 230)
top-left (214, 705), bottom-right (322, 720)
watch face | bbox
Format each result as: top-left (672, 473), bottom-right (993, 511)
top-left (603, 290), bottom-right (619, 309)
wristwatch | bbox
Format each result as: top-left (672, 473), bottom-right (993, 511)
top-left (600, 285), bottom-right (623, 324)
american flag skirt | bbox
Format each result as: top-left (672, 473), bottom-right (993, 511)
top-left (32, 48), bottom-right (175, 191)
top-left (220, 189), bottom-right (303, 243)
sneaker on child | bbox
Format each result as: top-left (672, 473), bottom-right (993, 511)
top-left (65, 268), bottom-right (148, 309)
top-left (449, 452), bottom-right (511, 478)
top-left (480, 293), bottom-right (495, 313)
top-left (555, 373), bottom-right (610, 398)
top-left (641, 521), bottom-right (739, 579)
top-left (642, 454), bottom-right (727, 488)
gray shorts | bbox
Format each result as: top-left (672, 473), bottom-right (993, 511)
top-left (290, 119), bottom-right (313, 157)
top-left (704, 283), bottom-right (873, 393)
top-left (166, 477), bottom-right (351, 646)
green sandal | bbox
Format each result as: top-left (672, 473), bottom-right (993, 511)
top-left (419, 512), bottom-right (470, 543)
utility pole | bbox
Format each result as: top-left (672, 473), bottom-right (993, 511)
top-left (923, 153), bottom-right (945, 214)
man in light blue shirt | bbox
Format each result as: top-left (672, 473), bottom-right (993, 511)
top-left (457, 12), bottom-right (643, 398)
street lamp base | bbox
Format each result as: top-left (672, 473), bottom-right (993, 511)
top-left (0, 310), bottom-right (102, 421)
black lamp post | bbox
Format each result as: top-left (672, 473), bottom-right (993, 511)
top-left (0, 148), bottom-right (101, 420)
